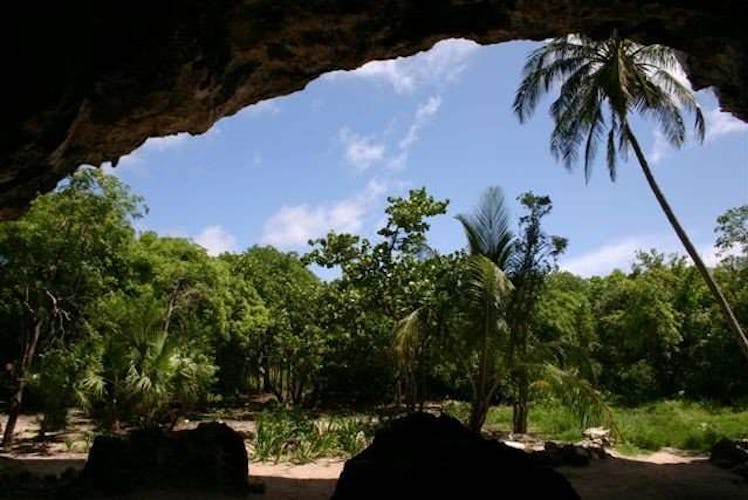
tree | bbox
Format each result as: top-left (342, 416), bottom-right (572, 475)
top-left (400, 187), bottom-right (612, 433)
top-left (513, 33), bottom-right (748, 361)
top-left (505, 193), bottom-right (567, 433)
top-left (715, 205), bottom-right (748, 268)
top-left (454, 186), bottom-right (515, 431)
top-left (306, 187), bottom-right (449, 406)
top-left (237, 246), bottom-right (324, 404)
top-left (0, 168), bottom-right (143, 446)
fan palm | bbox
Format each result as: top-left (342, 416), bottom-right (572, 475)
top-left (79, 292), bottom-right (215, 430)
top-left (513, 33), bottom-right (748, 360)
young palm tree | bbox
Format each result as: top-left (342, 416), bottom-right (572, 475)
top-left (513, 33), bottom-right (748, 360)
top-left (455, 187), bottom-right (516, 431)
top-left (396, 187), bottom-right (616, 433)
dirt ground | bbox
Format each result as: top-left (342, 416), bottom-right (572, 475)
top-left (1, 414), bottom-right (746, 499)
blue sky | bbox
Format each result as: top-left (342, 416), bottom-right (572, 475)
top-left (102, 39), bottom-right (748, 277)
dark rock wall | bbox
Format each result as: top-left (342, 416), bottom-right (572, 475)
top-left (3, 1), bottom-right (746, 218)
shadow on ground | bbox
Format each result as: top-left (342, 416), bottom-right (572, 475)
top-left (560, 456), bottom-right (747, 500)
top-left (249, 476), bottom-right (337, 500)
top-left (2, 453), bottom-right (747, 499)
top-left (0, 455), bottom-right (86, 476)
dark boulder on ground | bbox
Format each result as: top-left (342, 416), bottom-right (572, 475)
top-left (81, 421), bottom-right (249, 495)
top-left (531, 441), bottom-right (609, 467)
top-left (710, 438), bottom-right (748, 480)
top-left (332, 412), bottom-right (580, 499)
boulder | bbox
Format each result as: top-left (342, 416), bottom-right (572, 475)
top-left (530, 441), bottom-right (610, 467)
top-left (332, 412), bottom-right (579, 499)
top-left (582, 427), bottom-right (612, 446)
top-left (81, 421), bottom-right (249, 495)
top-left (710, 438), bottom-right (748, 479)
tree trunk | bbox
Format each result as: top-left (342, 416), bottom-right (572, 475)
top-left (3, 319), bottom-right (43, 448)
top-left (468, 397), bottom-right (489, 432)
top-left (2, 381), bottom-right (25, 448)
top-left (512, 369), bottom-right (529, 434)
top-left (625, 125), bottom-right (748, 362)
top-left (512, 400), bottom-right (528, 434)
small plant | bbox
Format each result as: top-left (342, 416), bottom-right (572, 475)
top-left (64, 437), bottom-right (76, 452)
top-left (251, 408), bottom-right (373, 463)
top-left (82, 431), bottom-right (95, 452)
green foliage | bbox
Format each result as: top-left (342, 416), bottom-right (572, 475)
top-left (305, 187), bottom-right (451, 405)
top-left (252, 408), bottom-right (372, 463)
top-left (446, 399), bottom-right (748, 453)
top-left (0, 167), bottom-right (145, 444)
top-left (79, 291), bottom-right (216, 429)
top-left (614, 401), bottom-right (748, 453)
top-left (1, 165), bottom-right (746, 453)
top-left (232, 247), bottom-right (324, 404)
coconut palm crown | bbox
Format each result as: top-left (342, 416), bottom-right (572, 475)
top-left (514, 33), bottom-right (704, 182)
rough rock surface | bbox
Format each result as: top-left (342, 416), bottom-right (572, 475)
top-left (710, 438), bottom-right (748, 480)
top-left (4, 1), bottom-right (746, 218)
top-left (331, 412), bottom-right (579, 499)
top-left (81, 421), bottom-right (249, 494)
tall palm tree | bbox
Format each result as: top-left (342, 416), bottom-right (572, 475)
top-left (513, 33), bottom-right (748, 361)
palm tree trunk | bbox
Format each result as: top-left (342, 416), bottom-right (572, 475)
top-left (625, 125), bottom-right (748, 361)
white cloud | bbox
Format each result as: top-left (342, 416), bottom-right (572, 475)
top-left (561, 238), bottom-right (642, 277)
top-left (242, 99), bottom-right (281, 117)
top-left (648, 106), bottom-right (747, 164)
top-left (142, 133), bottom-right (191, 151)
top-left (194, 225), bottom-right (238, 256)
top-left (649, 130), bottom-right (673, 165)
top-left (339, 129), bottom-right (386, 171)
top-left (399, 96), bottom-right (442, 150)
top-left (339, 95), bottom-right (443, 172)
top-left (325, 38), bottom-right (479, 94)
top-left (706, 108), bottom-right (748, 141)
top-left (561, 234), bottom-right (736, 277)
top-left (260, 179), bottom-right (388, 249)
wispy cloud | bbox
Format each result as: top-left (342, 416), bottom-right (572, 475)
top-left (340, 95), bottom-right (444, 172)
top-left (649, 130), bottom-right (673, 165)
top-left (561, 234), bottom-right (734, 277)
top-left (103, 132), bottom-right (193, 178)
top-left (194, 225), bottom-right (238, 256)
top-left (339, 129), bottom-right (386, 172)
top-left (142, 133), bottom-right (191, 151)
top-left (325, 38), bottom-right (479, 94)
top-left (706, 108), bottom-right (748, 141)
top-left (260, 179), bottom-right (388, 249)
top-left (399, 96), bottom-right (442, 150)
top-left (648, 106), bottom-right (748, 164)
top-left (242, 99), bottom-right (282, 117)
top-left (561, 238), bottom-right (642, 277)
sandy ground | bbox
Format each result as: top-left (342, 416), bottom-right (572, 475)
top-left (2, 414), bottom-right (747, 499)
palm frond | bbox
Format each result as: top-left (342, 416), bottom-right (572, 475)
top-left (532, 363), bottom-right (620, 439)
top-left (456, 187), bottom-right (515, 267)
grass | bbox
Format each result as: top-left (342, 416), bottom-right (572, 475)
top-left (442, 399), bottom-right (748, 454)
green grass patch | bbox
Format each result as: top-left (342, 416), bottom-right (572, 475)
top-left (442, 399), bottom-right (748, 453)
top-left (614, 400), bottom-right (748, 453)
top-left (251, 407), bottom-right (374, 463)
